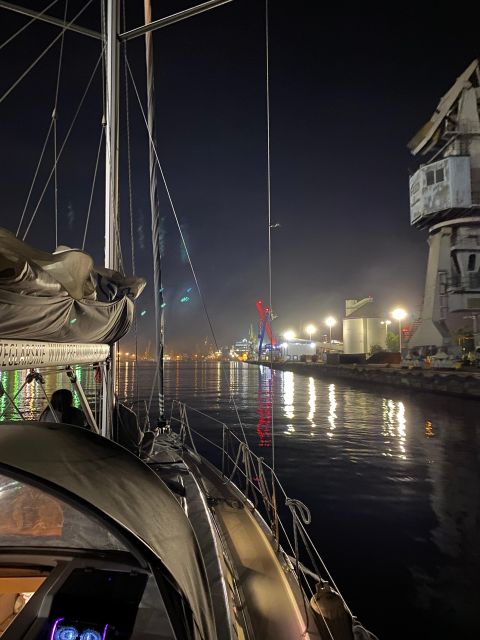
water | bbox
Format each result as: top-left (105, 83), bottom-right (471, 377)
top-left (1, 360), bottom-right (479, 638)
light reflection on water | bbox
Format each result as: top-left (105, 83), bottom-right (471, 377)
top-left (256, 366), bottom-right (271, 448)
top-left (307, 376), bottom-right (316, 434)
top-left (380, 398), bottom-right (407, 460)
top-left (153, 361), bottom-right (479, 640)
top-left (0, 360), bottom-right (479, 639)
top-left (283, 370), bottom-right (294, 433)
top-left (0, 367), bottom-right (91, 421)
top-left (327, 382), bottom-right (336, 437)
top-left (123, 361), bottom-right (130, 400)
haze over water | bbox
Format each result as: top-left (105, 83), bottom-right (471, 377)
top-left (1, 360), bottom-right (478, 638)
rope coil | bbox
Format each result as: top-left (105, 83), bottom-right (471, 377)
top-left (286, 498), bottom-right (312, 526)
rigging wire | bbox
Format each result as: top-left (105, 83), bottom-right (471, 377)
top-left (264, 0), bottom-right (277, 533)
top-left (114, 198), bottom-right (124, 274)
top-left (82, 1), bottom-right (108, 252)
top-left (125, 57), bottom-right (249, 443)
top-left (16, 119), bottom-right (54, 237)
top-left (81, 125), bottom-right (105, 250)
top-left (0, 0), bottom-right (59, 52)
top-left (265, 0), bottom-right (274, 461)
top-left (0, 0), bottom-right (95, 106)
top-left (22, 49), bottom-right (104, 241)
top-left (122, 40), bottom-right (135, 273)
top-left (122, 0), bottom-right (139, 409)
top-left (125, 77), bottom-right (136, 274)
top-left (143, 0), bottom-right (166, 423)
top-left (52, 0), bottom-right (69, 248)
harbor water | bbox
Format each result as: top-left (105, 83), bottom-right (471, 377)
top-left (127, 360), bottom-right (480, 640)
top-left (1, 360), bottom-right (479, 639)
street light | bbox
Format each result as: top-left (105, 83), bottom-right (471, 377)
top-left (283, 330), bottom-right (296, 341)
top-left (325, 316), bottom-right (336, 343)
top-left (380, 319), bottom-right (391, 348)
top-left (391, 308), bottom-right (407, 352)
top-left (305, 324), bottom-right (317, 341)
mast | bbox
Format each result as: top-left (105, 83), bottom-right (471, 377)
top-left (104, 0), bottom-right (120, 433)
top-left (144, 0), bottom-right (165, 424)
top-left (105, 0), bottom-right (119, 271)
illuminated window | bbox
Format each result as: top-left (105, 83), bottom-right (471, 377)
top-left (426, 170), bottom-right (435, 186)
top-left (435, 168), bottom-right (444, 182)
top-left (468, 254), bottom-right (476, 271)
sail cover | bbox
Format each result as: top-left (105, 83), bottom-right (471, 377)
top-left (0, 228), bottom-right (145, 344)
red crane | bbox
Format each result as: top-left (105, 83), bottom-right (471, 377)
top-left (256, 299), bottom-right (276, 357)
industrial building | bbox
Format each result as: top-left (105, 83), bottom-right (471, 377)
top-left (343, 297), bottom-right (389, 354)
top-left (231, 338), bottom-right (251, 359)
top-left (279, 338), bottom-right (316, 361)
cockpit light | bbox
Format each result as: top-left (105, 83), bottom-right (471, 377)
top-left (51, 620), bottom-right (108, 640)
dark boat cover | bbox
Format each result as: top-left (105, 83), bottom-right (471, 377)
top-left (0, 228), bottom-right (145, 344)
top-left (0, 422), bottom-right (216, 640)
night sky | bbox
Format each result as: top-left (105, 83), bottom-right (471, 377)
top-left (0, 2), bottom-right (479, 352)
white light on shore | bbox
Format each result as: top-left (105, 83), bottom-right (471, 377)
top-left (392, 308), bottom-right (407, 321)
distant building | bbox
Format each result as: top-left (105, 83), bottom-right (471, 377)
top-left (343, 297), bottom-right (388, 354)
top-left (279, 338), bottom-right (316, 360)
top-left (233, 338), bottom-right (249, 353)
top-left (230, 338), bottom-right (251, 360)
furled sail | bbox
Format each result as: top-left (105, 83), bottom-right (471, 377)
top-left (0, 228), bottom-right (145, 343)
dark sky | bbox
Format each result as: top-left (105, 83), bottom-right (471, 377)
top-left (0, 2), bottom-right (478, 352)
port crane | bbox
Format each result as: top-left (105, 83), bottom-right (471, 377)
top-left (256, 299), bottom-right (276, 358)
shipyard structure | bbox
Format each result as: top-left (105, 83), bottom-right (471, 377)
top-left (408, 60), bottom-right (480, 353)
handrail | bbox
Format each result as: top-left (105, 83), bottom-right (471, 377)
top-left (168, 399), bottom-right (351, 612)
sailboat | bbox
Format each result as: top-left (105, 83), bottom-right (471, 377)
top-left (0, 2), bottom-right (378, 639)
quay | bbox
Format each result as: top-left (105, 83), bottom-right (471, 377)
top-left (247, 361), bottom-right (480, 400)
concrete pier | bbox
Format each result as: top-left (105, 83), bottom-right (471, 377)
top-left (248, 361), bottom-right (480, 400)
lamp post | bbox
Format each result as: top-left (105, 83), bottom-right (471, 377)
top-left (381, 320), bottom-right (391, 348)
top-left (325, 316), bottom-right (336, 344)
top-left (305, 324), bottom-right (316, 342)
top-left (391, 308), bottom-right (407, 352)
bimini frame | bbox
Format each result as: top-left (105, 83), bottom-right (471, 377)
top-left (0, 339), bottom-right (110, 435)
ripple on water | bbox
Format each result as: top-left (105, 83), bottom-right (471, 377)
top-left (2, 361), bottom-right (479, 640)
